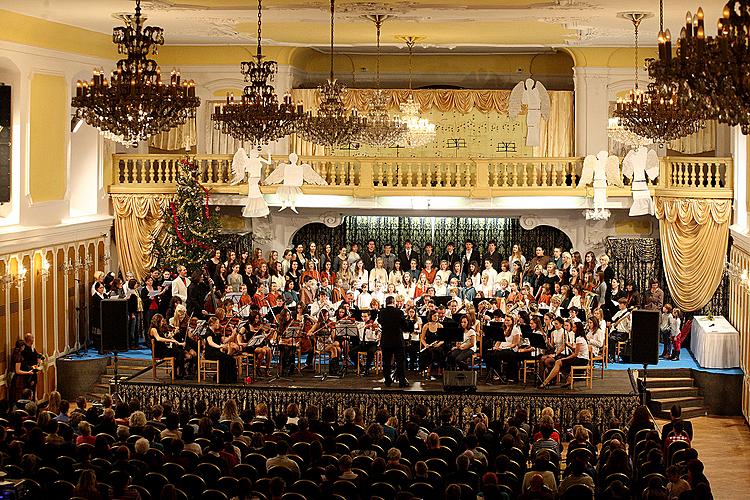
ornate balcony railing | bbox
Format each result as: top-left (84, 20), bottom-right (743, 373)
top-left (107, 154), bottom-right (733, 199)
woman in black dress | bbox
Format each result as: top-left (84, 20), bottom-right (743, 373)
top-left (9, 340), bottom-right (34, 403)
top-left (148, 314), bottom-right (186, 378)
top-left (204, 316), bottom-right (237, 383)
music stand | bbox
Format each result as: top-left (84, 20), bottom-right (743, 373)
top-left (268, 325), bottom-right (301, 383)
top-left (312, 326), bottom-right (335, 380)
top-left (482, 324), bottom-right (507, 383)
top-left (527, 332), bottom-right (548, 385)
top-left (335, 321), bottom-right (360, 375)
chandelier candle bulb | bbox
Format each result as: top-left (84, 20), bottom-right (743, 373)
top-left (686, 11), bottom-right (693, 37)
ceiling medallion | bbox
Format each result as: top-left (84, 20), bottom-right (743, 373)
top-left (298, 0), bottom-right (366, 150)
top-left (211, 0), bottom-right (305, 145)
top-left (72, 0), bottom-right (200, 146)
top-left (359, 15), bottom-right (408, 148)
top-left (614, 2), bottom-right (704, 144)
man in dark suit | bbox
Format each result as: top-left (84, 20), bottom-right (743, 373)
top-left (361, 239), bottom-right (378, 272)
top-left (461, 240), bottom-right (481, 273)
top-left (378, 296), bottom-right (409, 388)
top-left (398, 240), bottom-right (419, 271)
top-left (442, 242), bottom-right (461, 268)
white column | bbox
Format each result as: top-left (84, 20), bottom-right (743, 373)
top-left (731, 126), bottom-right (748, 233)
top-left (573, 67), bottom-right (610, 156)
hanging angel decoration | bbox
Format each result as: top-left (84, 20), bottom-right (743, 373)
top-left (622, 146), bottom-right (660, 216)
top-left (509, 78), bottom-right (550, 147)
top-left (262, 153), bottom-right (328, 213)
top-left (231, 147), bottom-right (272, 218)
top-left (579, 150), bottom-right (622, 219)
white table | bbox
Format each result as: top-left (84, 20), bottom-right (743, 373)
top-left (691, 315), bottom-right (740, 369)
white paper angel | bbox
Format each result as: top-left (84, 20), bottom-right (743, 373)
top-left (231, 147), bottom-right (272, 218)
top-left (579, 151), bottom-right (622, 217)
top-left (623, 146), bottom-right (660, 216)
top-left (262, 153), bottom-right (327, 213)
top-left (509, 78), bottom-right (551, 147)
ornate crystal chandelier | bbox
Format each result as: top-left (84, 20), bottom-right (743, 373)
top-left (649, 1), bottom-right (750, 133)
top-left (607, 12), bottom-right (654, 148)
top-left (397, 36), bottom-right (436, 148)
top-left (72, 0), bottom-right (200, 147)
top-left (212, 0), bottom-right (305, 145)
top-left (614, 2), bottom-right (704, 144)
top-left (360, 15), bottom-right (408, 148)
top-left (298, 0), bottom-right (365, 150)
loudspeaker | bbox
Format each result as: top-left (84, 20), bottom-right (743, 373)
top-left (443, 370), bottom-right (477, 393)
top-left (630, 309), bottom-right (660, 365)
top-left (100, 299), bottom-right (129, 353)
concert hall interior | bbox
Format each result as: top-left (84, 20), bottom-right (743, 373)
top-left (1, 0), bottom-right (750, 499)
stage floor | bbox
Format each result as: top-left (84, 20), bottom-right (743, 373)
top-left (125, 364), bottom-right (635, 396)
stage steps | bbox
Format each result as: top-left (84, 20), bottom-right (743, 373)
top-left (641, 368), bottom-right (708, 419)
top-left (85, 357), bottom-right (153, 402)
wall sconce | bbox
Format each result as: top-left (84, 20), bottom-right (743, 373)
top-left (16, 264), bottom-right (27, 288)
top-left (74, 257), bottom-right (84, 271)
top-left (40, 257), bottom-right (50, 281)
top-left (104, 251), bottom-right (111, 265)
top-left (85, 255), bottom-right (93, 270)
top-left (61, 260), bottom-right (75, 273)
top-left (726, 261), bottom-right (750, 293)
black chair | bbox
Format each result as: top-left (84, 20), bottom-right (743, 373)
top-left (352, 455), bottom-right (374, 472)
top-left (195, 462), bottom-right (222, 487)
top-left (200, 490), bottom-right (229, 500)
top-left (91, 458), bottom-right (112, 471)
top-left (281, 494), bottom-right (306, 500)
top-left (272, 431), bottom-right (292, 443)
top-left (36, 466), bottom-right (61, 488)
top-left (567, 447), bottom-right (594, 466)
top-left (641, 472), bottom-right (667, 488)
top-left (560, 484), bottom-right (594, 500)
top-left (244, 452), bottom-right (268, 475)
top-left (232, 440), bottom-right (249, 457)
top-left (50, 480), bottom-right (76, 498)
top-left (130, 485), bottom-right (152, 500)
top-left (19, 479), bottom-right (41, 499)
top-left (178, 474), bottom-right (208, 500)
top-left (195, 437), bottom-right (212, 450)
top-left (290, 479), bottom-right (321, 498)
top-left (602, 429), bottom-right (626, 443)
top-left (216, 476), bottom-right (239, 498)
top-left (174, 488), bottom-right (190, 500)
top-left (249, 493), bottom-right (267, 500)
top-left (671, 448), bottom-right (688, 467)
top-left (384, 468), bottom-right (410, 490)
top-left (3, 464), bottom-right (23, 478)
top-left (96, 433), bottom-right (116, 446)
top-left (439, 436), bottom-right (459, 451)
top-left (143, 472), bottom-right (169, 499)
top-left (231, 463), bottom-right (258, 481)
top-left (371, 482), bottom-right (397, 498)
top-left (292, 442), bottom-right (311, 464)
top-left (268, 465), bottom-right (299, 486)
top-left (333, 479), bottom-right (358, 498)
top-left (604, 472), bottom-right (631, 488)
top-left (667, 441), bottom-right (690, 464)
top-left (180, 450), bottom-right (201, 471)
top-left (335, 433), bottom-right (358, 450)
top-left (456, 482), bottom-right (475, 500)
top-left (335, 442), bottom-right (350, 455)
top-left (163, 462), bottom-right (187, 483)
top-left (409, 482), bottom-right (435, 498)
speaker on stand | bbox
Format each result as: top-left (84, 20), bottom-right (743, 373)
top-left (100, 299), bottom-right (129, 400)
top-left (630, 309), bottom-right (660, 405)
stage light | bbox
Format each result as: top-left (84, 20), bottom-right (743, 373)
top-left (71, 115), bottom-right (83, 133)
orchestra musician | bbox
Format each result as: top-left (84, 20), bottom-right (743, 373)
top-left (419, 310), bottom-right (444, 377)
top-left (310, 309), bottom-right (342, 375)
top-left (149, 314), bottom-right (186, 379)
top-left (349, 310), bottom-right (379, 376)
top-left (276, 308), bottom-right (299, 376)
top-left (608, 298), bottom-right (632, 362)
top-left (486, 315), bottom-right (521, 384)
top-left (10, 339), bottom-right (36, 403)
top-left (204, 316), bottom-right (237, 383)
top-left (403, 306), bottom-right (423, 371)
top-left (240, 311), bottom-right (274, 376)
top-left (447, 315), bottom-right (476, 370)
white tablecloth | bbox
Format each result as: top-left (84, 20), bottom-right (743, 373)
top-left (691, 316), bottom-right (740, 369)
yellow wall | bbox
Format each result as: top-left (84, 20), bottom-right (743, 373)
top-left (29, 74), bottom-right (67, 203)
top-left (0, 10), bottom-right (115, 59)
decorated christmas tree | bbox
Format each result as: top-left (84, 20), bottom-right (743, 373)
top-left (154, 157), bottom-right (221, 271)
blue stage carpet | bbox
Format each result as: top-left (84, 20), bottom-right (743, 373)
top-left (606, 344), bottom-right (743, 375)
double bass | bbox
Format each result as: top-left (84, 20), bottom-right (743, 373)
top-left (203, 286), bottom-right (222, 316)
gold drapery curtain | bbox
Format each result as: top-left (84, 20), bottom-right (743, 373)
top-left (667, 120), bottom-right (717, 154)
top-left (112, 194), bottom-right (171, 279)
top-left (655, 197), bottom-right (732, 311)
top-left (290, 88), bottom-right (573, 157)
top-left (148, 119), bottom-right (197, 151)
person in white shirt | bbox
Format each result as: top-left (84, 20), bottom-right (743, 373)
top-left (665, 307), bottom-right (682, 360)
top-left (371, 282), bottom-right (386, 305)
top-left (609, 298), bottom-right (632, 361)
top-left (388, 260), bottom-right (404, 288)
top-left (433, 275), bottom-right (448, 297)
top-left (309, 293), bottom-right (333, 318)
top-left (540, 322), bottom-right (589, 389)
top-left (482, 259), bottom-right (498, 290)
top-left (447, 315), bottom-right (476, 370)
top-left (541, 317), bottom-right (567, 372)
top-left (347, 243), bottom-right (361, 267)
top-left (399, 273), bottom-right (415, 299)
top-left (585, 316), bottom-right (605, 358)
top-left (171, 265), bottom-right (190, 302)
top-left (369, 257), bottom-right (388, 292)
top-left (356, 284), bottom-right (372, 310)
top-left (436, 260), bottom-right (452, 285)
top-left (352, 260), bottom-right (369, 291)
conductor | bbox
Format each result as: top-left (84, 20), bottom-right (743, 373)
top-left (379, 296), bottom-right (409, 388)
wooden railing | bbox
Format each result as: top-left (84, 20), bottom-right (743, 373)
top-left (108, 154), bottom-right (733, 199)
